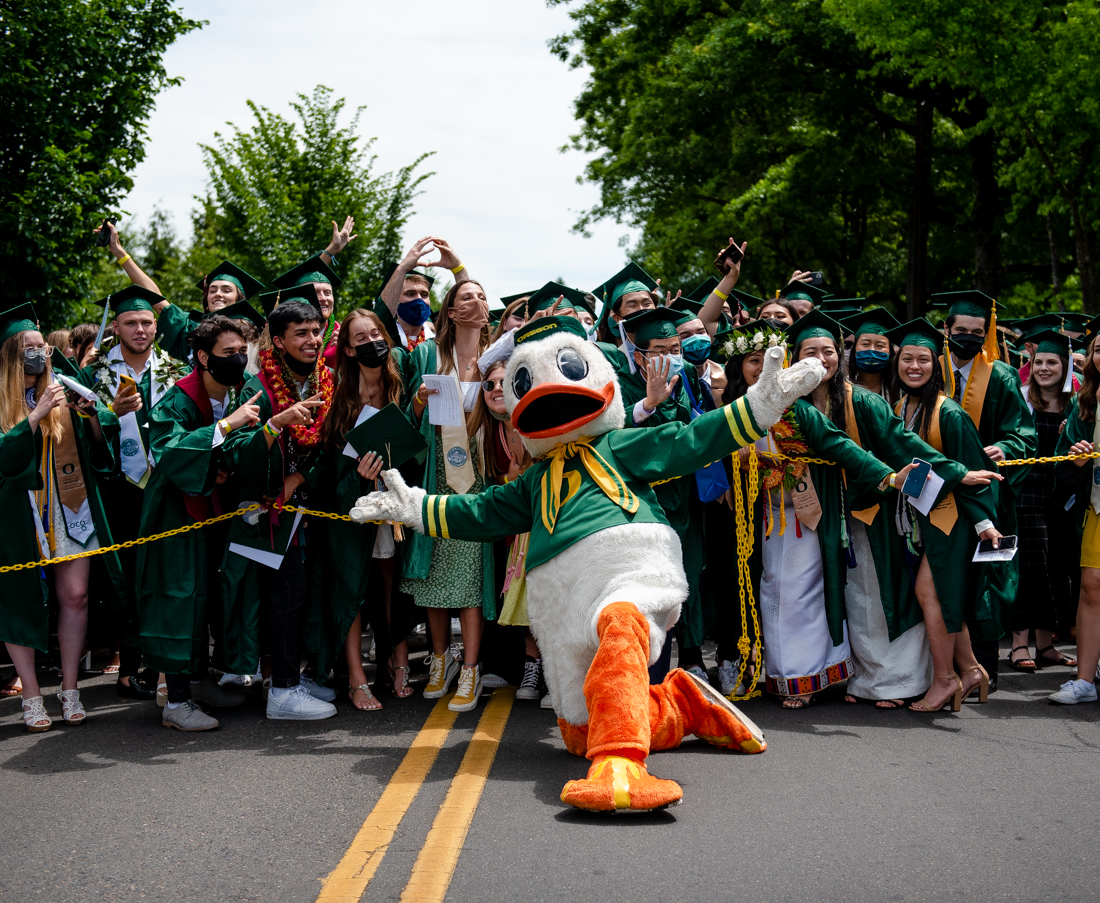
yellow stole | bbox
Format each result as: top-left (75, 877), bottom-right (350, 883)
top-left (895, 394), bottom-right (958, 534)
top-left (940, 352), bottom-right (993, 429)
top-left (844, 383), bottom-right (879, 526)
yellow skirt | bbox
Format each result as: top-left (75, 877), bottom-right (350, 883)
top-left (1082, 508), bottom-right (1100, 569)
top-left (497, 533), bottom-right (529, 627)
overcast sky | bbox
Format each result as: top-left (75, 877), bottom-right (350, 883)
top-left (124, 0), bottom-right (636, 304)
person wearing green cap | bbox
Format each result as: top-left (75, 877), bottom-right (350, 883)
top-left (841, 308), bottom-right (901, 405)
top-left (135, 315), bottom-right (277, 730)
top-left (0, 304), bottom-right (127, 731)
top-left (780, 274), bottom-right (830, 318)
top-left (888, 318), bottom-right (1006, 712)
top-left (378, 236), bottom-right (470, 352)
top-left (592, 261), bottom-right (660, 351)
top-left (1009, 329), bottom-right (1080, 673)
top-left (935, 290), bottom-right (1037, 690)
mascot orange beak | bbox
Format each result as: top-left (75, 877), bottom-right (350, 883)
top-left (511, 381), bottom-right (616, 439)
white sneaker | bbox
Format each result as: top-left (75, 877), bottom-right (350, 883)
top-left (717, 660), bottom-right (738, 696)
top-left (423, 648), bottom-right (460, 699)
top-left (516, 658), bottom-right (542, 700)
top-left (481, 672), bottom-right (509, 689)
top-left (266, 684), bottom-right (337, 720)
top-left (299, 675), bottom-right (336, 703)
top-left (540, 692), bottom-right (554, 710)
top-left (1048, 679), bottom-right (1098, 705)
top-left (684, 665), bottom-right (709, 684)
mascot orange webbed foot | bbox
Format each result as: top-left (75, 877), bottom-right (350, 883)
top-left (560, 754), bottom-right (683, 812)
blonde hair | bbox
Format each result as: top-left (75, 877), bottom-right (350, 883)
top-left (0, 332), bottom-right (63, 441)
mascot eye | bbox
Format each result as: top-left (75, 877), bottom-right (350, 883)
top-left (512, 366), bottom-right (532, 398)
top-left (556, 348), bottom-right (588, 382)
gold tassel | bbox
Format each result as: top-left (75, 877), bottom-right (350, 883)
top-left (983, 301), bottom-right (1000, 362)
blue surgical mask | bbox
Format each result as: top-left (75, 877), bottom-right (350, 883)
top-left (585, 324), bottom-right (598, 342)
top-left (681, 334), bottom-right (712, 365)
top-left (656, 353), bottom-right (684, 381)
top-left (397, 298), bottom-right (431, 327)
top-left (854, 349), bottom-right (890, 373)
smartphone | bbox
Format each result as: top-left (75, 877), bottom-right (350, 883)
top-left (977, 535), bottom-right (1017, 555)
top-left (714, 241), bottom-right (745, 274)
top-left (901, 458), bottom-right (932, 497)
top-left (116, 373), bottom-right (139, 399)
top-left (807, 271), bottom-right (825, 286)
top-left (95, 217), bottom-right (116, 247)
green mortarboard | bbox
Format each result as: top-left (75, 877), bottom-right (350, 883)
top-left (489, 308), bottom-right (504, 324)
top-left (839, 307), bottom-right (901, 339)
top-left (272, 255), bottom-right (342, 291)
top-left (1058, 313), bottom-right (1091, 334)
top-left (670, 297), bottom-right (705, 319)
top-left (930, 290), bottom-right (1001, 320)
top-left (343, 403), bottom-right (428, 470)
top-left (206, 300), bottom-right (267, 331)
top-left (1016, 312), bottom-right (1089, 338)
top-left (885, 318), bottom-right (944, 354)
top-left (685, 277), bottom-right (719, 303)
top-left (1082, 313), bottom-right (1100, 339)
top-left (500, 290), bottom-right (537, 305)
top-left (94, 285), bottom-right (164, 316)
top-left (622, 307), bottom-right (687, 344)
top-left (592, 261), bottom-right (658, 313)
top-left (514, 315), bottom-right (589, 347)
top-left (258, 283), bottom-right (322, 318)
top-left (781, 280), bottom-right (830, 304)
top-left (729, 289), bottom-right (761, 313)
top-left (1026, 328), bottom-right (1080, 357)
top-left (784, 308), bottom-right (843, 348)
top-left (197, 261), bottom-right (264, 301)
top-left (576, 293), bottom-right (598, 319)
top-left (524, 282), bottom-right (590, 315)
top-left (379, 261), bottom-right (435, 295)
top-left (0, 303), bottom-right (39, 345)
top-left (50, 346), bottom-right (81, 379)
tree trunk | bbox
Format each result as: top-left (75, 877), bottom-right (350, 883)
top-left (970, 131), bottom-right (1001, 297)
top-left (1069, 198), bottom-right (1099, 313)
top-left (906, 99), bottom-right (932, 319)
top-left (1045, 214), bottom-right (1064, 311)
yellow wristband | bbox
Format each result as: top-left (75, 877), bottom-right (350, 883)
top-left (713, 289), bottom-right (728, 301)
top-left (117, 254), bottom-right (132, 266)
top-left (218, 418), bottom-right (232, 435)
top-left (888, 472), bottom-right (897, 489)
top-left (450, 263), bottom-right (465, 274)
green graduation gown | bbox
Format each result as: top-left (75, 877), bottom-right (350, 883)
top-left (1054, 395), bottom-right (1094, 551)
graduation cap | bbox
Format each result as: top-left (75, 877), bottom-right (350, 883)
top-left (780, 280), bottom-right (830, 305)
top-left (500, 290), bottom-right (537, 306)
top-left (94, 285), bottom-right (164, 316)
top-left (514, 315), bottom-right (589, 347)
top-left (685, 277), bottom-right (719, 303)
top-left (784, 308), bottom-right (843, 348)
top-left (670, 296), bottom-right (705, 319)
top-left (343, 403), bottom-right (428, 470)
top-left (197, 261), bottom-right (264, 301)
top-left (591, 261), bottom-right (658, 317)
top-left (729, 289), bottom-right (762, 313)
top-left (271, 254), bottom-right (342, 291)
top-left (258, 282), bottom-right (323, 317)
top-left (206, 299), bottom-right (267, 331)
top-left (622, 307), bottom-right (689, 344)
top-left (1015, 312), bottom-right (1089, 338)
top-left (488, 308), bottom-right (504, 325)
top-left (0, 303), bottom-right (39, 345)
top-left (839, 307), bottom-right (901, 339)
top-left (930, 290), bottom-right (1004, 362)
top-left (1026, 329), bottom-right (1079, 391)
top-left (884, 318), bottom-right (943, 355)
top-left (817, 297), bottom-right (864, 321)
top-left (524, 282), bottom-right (590, 316)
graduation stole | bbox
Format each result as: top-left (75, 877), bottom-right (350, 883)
top-left (895, 394), bottom-right (958, 534)
top-left (844, 383), bottom-right (879, 526)
top-left (539, 440), bottom-right (639, 533)
top-left (940, 351), bottom-right (993, 430)
top-left (35, 411), bottom-right (93, 552)
top-left (176, 369), bottom-right (235, 522)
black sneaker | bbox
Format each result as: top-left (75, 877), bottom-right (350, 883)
top-left (516, 656), bottom-right (542, 701)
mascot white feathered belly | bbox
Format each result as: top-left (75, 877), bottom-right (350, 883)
top-left (352, 315), bottom-right (823, 811)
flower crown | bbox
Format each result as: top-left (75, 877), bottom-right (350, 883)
top-left (722, 327), bottom-right (787, 358)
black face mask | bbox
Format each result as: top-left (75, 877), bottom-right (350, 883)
top-left (283, 352), bottom-right (317, 377)
top-left (205, 351), bottom-right (248, 387)
top-left (354, 340), bottom-right (390, 369)
top-left (947, 333), bottom-right (984, 361)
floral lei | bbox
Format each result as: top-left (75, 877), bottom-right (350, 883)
top-left (85, 336), bottom-right (189, 407)
top-left (747, 407), bottom-right (809, 491)
top-left (323, 316), bottom-right (339, 352)
top-left (258, 347), bottom-right (333, 448)
top-left (723, 328), bottom-right (786, 359)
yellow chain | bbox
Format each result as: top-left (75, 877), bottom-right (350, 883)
top-left (728, 446), bottom-right (763, 702)
top-left (0, 502), bottom-right (352, 574)
top-left (772, 451), bottom-right (1100, 467)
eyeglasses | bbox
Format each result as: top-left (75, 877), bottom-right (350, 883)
top-left (24, 344), bottom-right (53, 356)
top-left (481, 379), bottom-right (504, 392)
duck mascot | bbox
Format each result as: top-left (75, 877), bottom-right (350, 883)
top-left (351, 315), bottom-right (824, 811)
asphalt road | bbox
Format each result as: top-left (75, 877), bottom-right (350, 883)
top-left (2, 646), bottom-right (1097, 903)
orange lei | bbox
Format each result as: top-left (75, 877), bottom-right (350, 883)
top-left (743, 408), bottom-right (808, 491)
top-left (258, 348), bottom-right (333, 448)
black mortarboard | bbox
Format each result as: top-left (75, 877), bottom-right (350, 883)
top-left (344, 403), bottom-right (429, 470)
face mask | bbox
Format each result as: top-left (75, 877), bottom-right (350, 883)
top-left (283, 352), bottom-right (316, 377)
top-left (22, 347), bottom-right (48, 376)
top-left (585, 325), bottom-right (598, 343)
top-left (397, 298), bottom-right (431, 327)
top-left (354, 339), bottom-right (390, 369)
top-left (652, 353), bottom-right (684, 382)
top-left (451, 295), bottom-right (490, 329)
top-left (489, 407), bottom-right (510, 422)
top-left (681, 334), bottom-right (712, 365)
top-left (947, 333), bottom-right (984, 361)
top-left (205, 351), bottom-right (248, 386)
top-left (854, 349), bottom-right (890, 373)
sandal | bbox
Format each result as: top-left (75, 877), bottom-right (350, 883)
top-left (873, 699), bottom-right (907, 710)
top-left (57, 688), bottom-right (86, 725)
top-left (156, 681), bottom-right (168, 708)
top-left (781, 694), bottom-right (814, 710)
top-left (1035, 645), bottom-right (1078, 670)
top-left (22, 696), bottom-right (51, 733)
top-left (1008, 645), bottom-right (1037, 672)
top-left (0, 673), bottom-right (22, 698)
top-left (390, 663), bottom-right (413, 699)
top-left (910, 673), bottom-right (963, 712)
top-left (349, 684), bottom-right (383, 711)
top-left (843, 694), bottom-right (863, 704)
top-left (961, 664), bottom-right (989, 704)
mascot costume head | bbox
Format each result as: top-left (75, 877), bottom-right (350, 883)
top-left (352, 314), bottom-right (825, 811)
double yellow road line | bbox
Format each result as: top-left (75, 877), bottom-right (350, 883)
top-left (316, 687), bottom-right (515, 903)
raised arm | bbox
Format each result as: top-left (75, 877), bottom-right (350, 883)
top-left (93, 220), bottom-right (165, 305)
top-left (698, 239), bottom-right (747, 336)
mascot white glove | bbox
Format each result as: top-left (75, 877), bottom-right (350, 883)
top-left (349, 468), bottom-right (427, 533)
top-left (744, 345), bottom-right (826, 429)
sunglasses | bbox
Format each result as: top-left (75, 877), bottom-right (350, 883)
top-left (481, 379), bottom-right (504, 392)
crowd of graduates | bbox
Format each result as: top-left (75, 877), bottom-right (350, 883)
top-left (2, 217), bottom-right (1097, 735)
